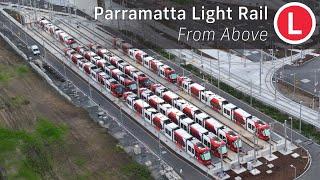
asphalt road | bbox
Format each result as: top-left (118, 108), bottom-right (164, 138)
top-left (0, 10), bottom-right (213, 180)
top-left (276, 57), bottom-right (320, 97)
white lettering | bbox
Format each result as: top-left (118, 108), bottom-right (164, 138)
top-left (94, 7), bottom-right (103, 20)
top-left (288, 12), bottom-right (302, 35)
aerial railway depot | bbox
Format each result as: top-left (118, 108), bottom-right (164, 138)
top-left (39, 12), bottom-right (284, 176)
top-left (0, 3), bottom-right (315, 180)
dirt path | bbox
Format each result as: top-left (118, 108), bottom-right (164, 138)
top-left (0, 39), bottom-right (141, 179)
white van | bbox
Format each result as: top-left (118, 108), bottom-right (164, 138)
top-left (31, 45), bottom-right (40, 56)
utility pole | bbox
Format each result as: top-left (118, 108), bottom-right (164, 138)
top-left (318, 93), bottom-right (320, 121)
top-left (290, 45), bottom-right (293, 63)
top-left (250, 80), bottom-right (253, 106)
top-left (314, 69), bottom-right (318, 109)
top-left (274, 75), bottom-right (277, 101)
top-left (292, 73), bottom-right (296, 100)
top-left (269, 123), bottom-right (273, 158)
top-left (284, 120), bottom-right (287, 152)
top-left (237, 136), bottom-right (241, 168)
top-left (289, 117), bottom-right (293, 144)
top-left (158, 131), bottom-right (162, 171)
top-left (299, 101), bottom-right (302, 133)
top-left (210, 56), bottom-right (212, 84)
top-left (253, 134), bottom-right (257, 162)
top-left (259, 52), bottom-right (262, 94)
top-left (218, 50), bottom-right (220, 90)
top-left (228, 50), bottom-right (231, 79)
top-left (243, 43), bottom-right (246, 68)
top-left (220, 145), bottom-right (224, 177)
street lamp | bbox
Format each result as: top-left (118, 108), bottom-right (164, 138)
top-left (289, 117), bottom-right (293, 144)
top-left (299, 101), bottom-right (303, 133)
top-left (290, 164), bottom-right (297, 179)
top-left (290, 73), bottom-right (296, 100)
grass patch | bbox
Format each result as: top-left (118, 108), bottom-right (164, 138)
top-left (113, 144), bottom-right (125, 153)
top-left (0, 65), bottom-right (13, 83)
top-left (121, 162), bottom-right (152, 180)
top-left (0, 64), bottom-right (30, 84)
top-left (0, 118), bottom-right (67, 179)
top-left (16, 65), bottom-right (30, 76)
top-left (9, 95), bottom-right (30, 108)
top-left (74, 157), bottom-right (87, 167)
top-left (35, 117), bottom-right (67, 144)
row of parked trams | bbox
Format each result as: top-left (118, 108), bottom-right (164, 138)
top-left (38, 17), bottom-right (271, 166)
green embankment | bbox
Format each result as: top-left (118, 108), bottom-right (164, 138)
top-left (0, 118), bottom-right (67, 179)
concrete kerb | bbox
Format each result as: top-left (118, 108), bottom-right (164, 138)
top-left (296, 145), bottom-right (312, 180)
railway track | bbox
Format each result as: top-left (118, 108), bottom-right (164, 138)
top-left (51, 18), bottom-right (242, 159)
top-left (72, 19), bottom-right (280, 146)
top-left (25, 20), bottom-right (222, 174)
top-left (52, 16), bottom-right (274, 151)
top-left (33, 21), bottom-right (244, 173)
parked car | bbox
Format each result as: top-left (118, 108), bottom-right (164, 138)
top-left (31, 45), bottom-right (40, 56)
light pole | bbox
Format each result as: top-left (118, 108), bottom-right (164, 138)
top-left (289, 117), bottom-right (293, 144)
top-left (228, 50), bottom-right (231, 79)
top-left (250, 80), bottom-right (253, 106)
top-left (158, 131), bottom-right (162, 171)
top-left (274, 74), bottom-right (277, 101)
top-left (290, 73), bottom-right (296, 100)
top-left (318, 93), bottom-right (320, 121)
top-left (253, 134), bottom-right (257, 162)
top-left (218, 50), bottom-right (220, 90)
top-left (284, 120), bottom-right (287, 152)
top-left (219, 145), bottom-right (224, 177)
top-left (259, 51), bottom-right (262, 94)
top-left (269, 123), bottom-right (273, 158)
top-left (290, 164), bottom-right (297, 179)
top-left (299, 101), bottom-right (303, 133)
top-left (236, 136), bottom-right (241, 168)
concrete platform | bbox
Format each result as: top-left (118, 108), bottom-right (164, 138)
top-left (291, 153), bottom-right (300, 159)
top-left (267, 163), bottom-right (274, 168)
top-left (264, 154), bottom-right (278, 161)
top-left (279, 149), bottom-right (293, 155)
top-left (252, 160), bottom-right (263, 168)
top-left (215, 172), bottom-right (230, 180)
top-left (232, 166), bottom-right (247, 174)
top-left (266, 170), bottom-right (273, 174)
top-left (250, 168), bottom-right (261, 176)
